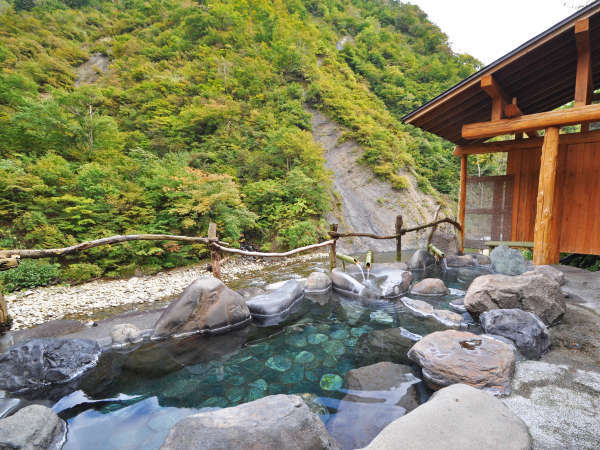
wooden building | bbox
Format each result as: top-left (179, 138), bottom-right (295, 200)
top-left (403, 2), bottom-right (600, 265)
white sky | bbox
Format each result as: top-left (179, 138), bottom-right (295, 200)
top-left (407, 1), bottom-right (592, 65)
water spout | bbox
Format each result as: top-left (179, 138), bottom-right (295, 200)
top-left (365, 250), bottom-right (373, 281)
top-left (355, 262), bottom-right (366, 282)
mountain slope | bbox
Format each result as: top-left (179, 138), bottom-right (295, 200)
top-left (0, 0), bottom-right (479, 283)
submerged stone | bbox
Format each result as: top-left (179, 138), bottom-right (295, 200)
top-left (305, 370), bottom-right (319, 382)
top-left (266, 356), bottom-right (292, 372)
top-left (331, 329), bottom-right (349, 340)
top-left (320, 374), bottom-right (343, 391)
top-left (308, 333), bottom-right (329, 345)
top-left (225, 386), bottom-right (245, 403)
top-left (280, 365), bottom-right (304, 385)
top-left (295, 351), bottom-right (315, 364)
top-left (369, 310), bottom-right (394, 325)
top-left (203, 397), bottom-right (228, 408)
top-left (248, 379), bottom-right (268, 391)
top-left (344, 337), bottom-right (358, 348)
top-left (285, 334), bottom-right (307, 348)
top-left (323, 356), bottom-right (338, 368)
top-left (226, 375), bottom-right (245, 386)
top-left (323, 340), bottom-right (345, 356)
top-left (350, 327), bottom-right (368, 337)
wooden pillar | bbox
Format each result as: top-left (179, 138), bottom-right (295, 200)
top-left (458, 155), bottom-right (467, 254)
top-left (533, 127), bottom-right (561, 265)
top-left (0, 290), bottom-right (8, 329)
top-left (575, 18), bottom-right (593, 132)
top-left (395, 215), bottom-right (403, 261)
top-left (329, 223), bottom-right (338, 272)
top-left (208, 222), bottom-right (221, 279)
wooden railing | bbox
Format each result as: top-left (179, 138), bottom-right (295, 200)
top-left (0, 214), bottom-right (461, 327)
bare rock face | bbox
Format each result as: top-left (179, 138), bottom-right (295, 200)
top-left (364, 384), bottom-right (532, 450)
top-left (464, 273), bottom-right (565, 326)
top-left (327, 362), bottom-right (420, 449)
top-left (430, 230), bottom-right (459, 255)
top-left (480, 309), bottom-right (550, 359)
top-left (410, 278), bottom-right (448, 296)
top-left (0, 405), bottom-right (67, 450)
top-left (408, 330), bottom-right (516, 395)
top-left (160, 394), bottom-right (341, 450)
top-left (152, 278), bottom-right (251, 339)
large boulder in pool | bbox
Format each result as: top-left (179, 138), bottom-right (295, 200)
top-left (401, 298), bottom-right (466, 330)
top-left (331, 270), bottom-right (372, 297)
top-left (410, 278), bottom-right (448, 296)
top-left (480, 309), bottom-right (550, 359)
top-left (364, 384), bottom-right (532, 450)
top-left (356, 327), bottom-right (421, 366)
top-left (0, 405), bottom-right (67, 450)
top-left (445, 254), bottom-right (476, 268)
top-left (463, 273), bottom-right (565, 325)
top-left (0, 338), bottom-right (101, 394)
top-left (379, 270), bottom-right (412, 298)
top-left (408, 330), bottom-right (515, 395)
top-left (305, 272), bottom-right (332, 293)
top-left (160, 394), bottom-right (341, 450)
top-left (523, 264), bottom-right (565, 286)
top-left (152, 277), bottom-right (251, 339)
top-left (490, 245), bottom-right (527, 275)
top-left (327, 362), bottom-right (420, 449)
top-left (246, 280), bottom-right (304, 318)
top-left (407, 249), bottom-right (436, 270)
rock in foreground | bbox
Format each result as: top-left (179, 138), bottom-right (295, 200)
top-left (364, 384), bottom-right (532, 450)
top-left (246, 279), bottom-right (304, 318)
top-left (0, 338), bottom-right (101, 394)
top-left (0, 405), bottom-right (67, 450)
top-left (480, 309), bottom-right (550, 359)
top-left (464, 273), bottom-right (565, 325)
top-left (408, 330), bottom-right (515, 395)
top-left (328, 362), bottom-right (420, 449)
top-left (305, 272), bottom-right (332, 293)
top-left (160, 394), bottom-right (340, 450)
top-left (152, 277), bottom-right (251, 339)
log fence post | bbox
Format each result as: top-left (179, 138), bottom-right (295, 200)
top-left (395, 215), bottom-right (403, 261)
top-left (208, 222), bottom-right (222, 279)
top-left (329, 224), bottom-right (338, 272)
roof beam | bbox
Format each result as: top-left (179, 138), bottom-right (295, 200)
top-left (454, 129), bottom-right (600, 156)
top-left (462, 104), bottom-right (600, 140)
top-left (504, 97), bottom-right (523, 118)
top-left (481, 75), bottom-right (515, 121)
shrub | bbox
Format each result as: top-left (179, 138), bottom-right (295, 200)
top-left (389, 173), bottom-right (410, 190)
top-left (0, 259), bottom-right (59, 292)
top-left (60, 263), bottom-right (102, 284)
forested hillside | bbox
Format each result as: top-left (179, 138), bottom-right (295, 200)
top-left (0, 0), bottom-right (481, 287)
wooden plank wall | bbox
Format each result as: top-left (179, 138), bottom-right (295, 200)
top-left (506, 137), bottom-right (600, 255)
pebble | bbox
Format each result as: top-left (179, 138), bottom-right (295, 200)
top-left (5, 253), bottom-right (326, 330)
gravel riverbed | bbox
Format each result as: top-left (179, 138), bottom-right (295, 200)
top-left (5, 253), bottom-right (327, 330)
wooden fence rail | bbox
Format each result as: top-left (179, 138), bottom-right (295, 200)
top-left (0, 214), bottom-right (461, 328)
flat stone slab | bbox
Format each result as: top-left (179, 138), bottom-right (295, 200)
top-left (504, 360), bottom-right (600, 449)
top-left (160, 394), bottom-right (341, 449)
top-left (364, 384), bottom-right (532, 450)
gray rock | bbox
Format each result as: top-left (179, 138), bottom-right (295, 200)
top-left (305, 272), bottom-right (332, 293)
top-left (0, 405), bottom-right (67, 450)
top-left (430, 230), bottom-right (459, 255)
top-left (456, 266), bottom-right (491, 284)
top-left (480, 309), bottom-right (550, 359)
top-left (110, 323), bottom-right (142, 346)
top-left (449, 298), bottom-right (467, 313)
top-left (356, 327), bottom-right (421, 366)
top-left (328, 362), bottom-right (420, 449)
top-left (246, 280), bottom-right (304, 317)
top-left (0, 338), bottom-right (101, 394)
top-left (445, 254), bottom-right (475, 268)
top-left (331, 270), bottom-right (370, 297)
top-left (464, 273), bottom-right (566, 325)
top-left (408, 330), bottom-right (516, 395)
top-left (379, 270), bottom-right (412, 298)
top-left (160, 394), bottom-right (341, 449)
top-left (364, 384), bottom-right (532, 450)
top-left (410, 278), bottom-right (449, 295)
top-left (407, 250), bottom-right (436, 270)
top-left (235, 286), bottom-right (265, 299)
top-left (491, 245), bottom-right (527, 275)
top-left (0, 398), bottom-right (23, 419)
top-left (152, 277), bottom-right (251, 339)
top-left (401, 298), bottom-right (466, 329)
top-left (522, 265), bottom-right (565, 286)
top-left (472, 253), bottom-right (491, 265)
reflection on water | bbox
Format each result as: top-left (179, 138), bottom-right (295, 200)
top-left (52, 251), bottom-right (480, 449)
